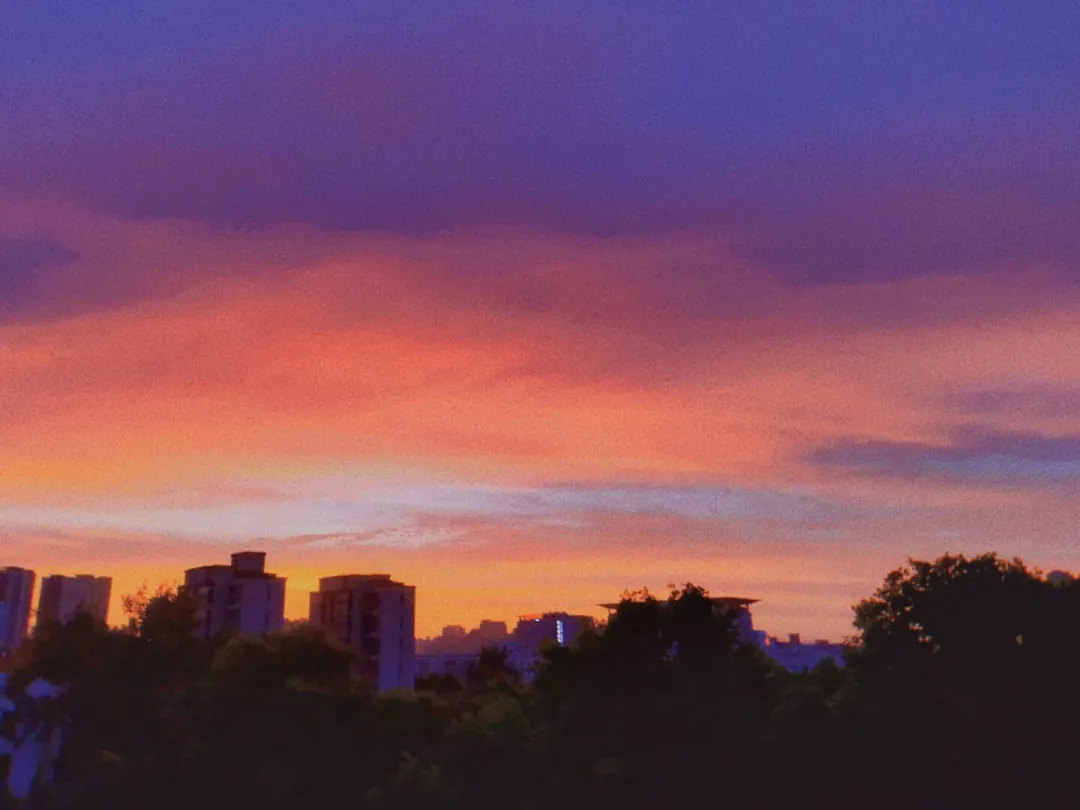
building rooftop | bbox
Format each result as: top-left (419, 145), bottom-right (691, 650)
top-left (517, 611), bottom-right (593, 621)
top-left (183, 564), bottom-right (231, 575)
top-left (316, 574), bottom-right (412, 590)
top-left (598, 596), bottom-right (758, 611)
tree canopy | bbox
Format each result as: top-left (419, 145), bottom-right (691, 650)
top-left (8, 559), bottom-right (1080, 808)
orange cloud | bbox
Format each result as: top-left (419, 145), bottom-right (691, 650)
top-left (2, 200), bottom-right (1079, 641)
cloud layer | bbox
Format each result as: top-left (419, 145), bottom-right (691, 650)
top-left (2, 1), bottom-right (1079, 637)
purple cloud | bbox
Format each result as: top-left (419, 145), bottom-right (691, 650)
top-left (808, 427), bottom-right (1080, 484)
top-left (939, 384), bottom-right (1080, 421)
top-left (1, 0), bottom-right (1078, 289)
top-left (0, 237), bottom-right (79, 316)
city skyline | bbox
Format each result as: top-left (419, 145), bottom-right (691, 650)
top-left (0, 555), bottom-right (830, 643)
top-left (2, 553), bottom-right (848, 681)
top-left (3, 2), bottom-right (1080, 641)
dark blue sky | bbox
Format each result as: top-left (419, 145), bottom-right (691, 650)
top-left (4, 2), bottom-right (1078, 247)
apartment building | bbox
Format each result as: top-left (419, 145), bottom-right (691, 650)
top-left (0, 567), bottom-right (36, 651)
top-left (36, 574), bottom-right (111, 626)
top-left (184, 551), bottom-right (286, 638)
top-left (309, 574), bottom-right (416, 692)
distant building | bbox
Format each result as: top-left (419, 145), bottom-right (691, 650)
top-left (309, 574), bottom-right (416, 692)
top-left (415, 652), bottom-right (476, 683)
top-left (513, 612), bottom-right (595, 651)
top-left (184, 551), bottom-right (286, 638)
top-left (418, 620), bottom-right (510, 655)
top-left (0, 567), bottom-right (36, 652)
top-left (471, 620), bottom-right (510, 647)
top-left (764, 634), bottom-right (845, 673)
top-left (415, 647), bottom-right (545, 685)
top-left (417, 611), bottom-right (596, 688)
top-left (36, 574), bottom-right (111, 627)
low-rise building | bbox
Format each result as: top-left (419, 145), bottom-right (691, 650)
top-left (763, 634), bottom-right (845, 673)
top-left (416, 611), bottom-right (596, 688)
top-left (415, 652), bottom-right (477, 683)
top-left (513, 612), bottom-right (595, 650)
top-left (415, 647), bottom-right (546, 684)
top-left (417, 620), bottom-right (510, 655)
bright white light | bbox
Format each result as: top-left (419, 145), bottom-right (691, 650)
top-left (556, 620), bottom-right (565, 646)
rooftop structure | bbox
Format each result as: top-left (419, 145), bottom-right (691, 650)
top-left (599, 596), bottom-right (760, 644)
top-left (598, 596), bottom-right (759, 611)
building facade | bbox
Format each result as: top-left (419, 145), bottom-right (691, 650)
top-left (513, 612), bottom-right (595, 651)
top-left (309, 574), bottom-right (416, 692)
top-left (36, 574), bottom-right (111, 627)
top-left (417, 611), bottom-right (595, 687)
top-left (0, 567), bottom-right (36, 652)
top-left (415, 647), bottom-right (545, 684)
top-left (184, 551), bottom-right (286, 638)
top-left (763, 634), bottom-right (845, 673)
top-left (415, 652), bottom-right (476, 683)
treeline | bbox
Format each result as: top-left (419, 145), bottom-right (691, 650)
top-left (5, 553), bottom-right (1080, 809)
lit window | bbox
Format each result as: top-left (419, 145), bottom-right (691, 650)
top-left (556, 620), bottom-right (565, 646)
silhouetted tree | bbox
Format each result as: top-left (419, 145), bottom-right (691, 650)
top-left (22, 563), bottom-right (1080, 810)
top-left (533, 584), bottom-right (777, 809)
top-left (415, 673), bottom-right (463, 696)
top-left (13, 586), bottom-right (216, 809)
top-left (846, 553), bottom-right (1080, 802)
top-left (465, 645), bottom-right (519, 693)
top-left (206, 625), bottom-right (355, 694)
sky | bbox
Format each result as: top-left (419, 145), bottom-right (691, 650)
top-left (2, 1), bottom-right (1079, 640)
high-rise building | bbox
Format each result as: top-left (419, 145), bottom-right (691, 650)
top-left (309, 574), bottom-right (416, 692)
top-left (0, 567), bottom-right (36, 651)
top-left (36, 574), bottom-right (111, 627)
top-left (184, 551), bottom-right (286, 638)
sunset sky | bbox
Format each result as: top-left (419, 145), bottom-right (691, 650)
top-left (2, 1), bottom-right (1079, 640)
